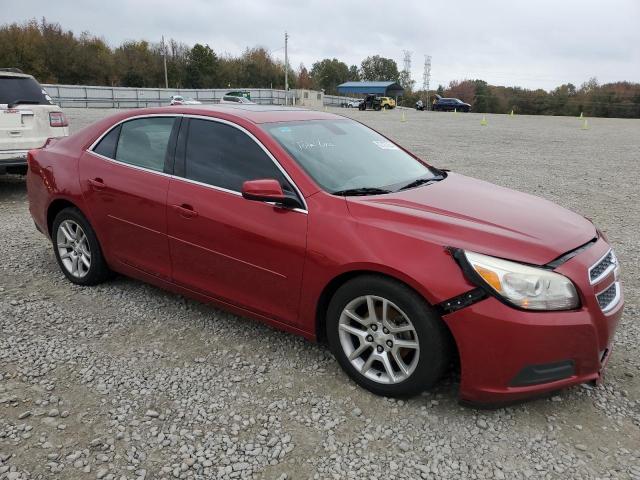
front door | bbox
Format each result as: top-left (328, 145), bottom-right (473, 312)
top-left (167, 118), bottom-right (308, 325)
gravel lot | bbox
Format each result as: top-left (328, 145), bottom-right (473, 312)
top-left (1, 107), bottom-right (639, 479)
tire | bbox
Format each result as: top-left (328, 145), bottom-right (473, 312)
top-left (52, 207), bottom-right (112, 286)
top-left (326, 275), bottom-right (451, 397)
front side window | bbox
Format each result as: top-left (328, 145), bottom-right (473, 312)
top-left (263, 119), bottom-right (441, 193)
top-left (113, 117), bottom-right (175, 172)
top-left (184, 119), bottom-right (289, 192)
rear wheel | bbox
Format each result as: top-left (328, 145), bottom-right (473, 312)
top-left (327, 275), bottom-right (451, 397)
top-left (52, 207), bottom-right (111, 286)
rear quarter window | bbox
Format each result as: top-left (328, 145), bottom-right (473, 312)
top-left (93, 125), bottom-right (122, 159)
top-left (0, 76), bottom-right (51, 105)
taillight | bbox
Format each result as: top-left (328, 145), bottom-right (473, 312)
top-left (49, 111), bottom-right (68, 127)
top-left (27, 151), bottom-right (36, 170)
top-left (43, 137), bottom-right (60, 148)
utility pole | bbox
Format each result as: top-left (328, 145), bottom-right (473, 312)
top-left (284, 31), bottom-right (289, 105)
top-left (162, 36), bottom-right (168, 89)
top-left (422, 55), bottom-right (431, 110)
top-left (401, 50), bottom-right (412, 106)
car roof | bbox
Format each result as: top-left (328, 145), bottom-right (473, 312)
top-left (0, 71), bottom-right (33, 79)
top-left (129, 104), bottom-right (341, 124)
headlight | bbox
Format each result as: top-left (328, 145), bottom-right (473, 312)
top-left (461, 251), bottom-right (579, 310)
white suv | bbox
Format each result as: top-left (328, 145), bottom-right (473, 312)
top-left (1, 69), bottom-right (69, 174)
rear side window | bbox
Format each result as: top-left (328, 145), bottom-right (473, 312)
top-left (115, 117), bottom-right (175, 172)
top-left (93, 125), bottom-right (121, 158)
top-left (184, 119), bottom-right (288, 192)
top-left (0, 76), bottom-right (51, 105)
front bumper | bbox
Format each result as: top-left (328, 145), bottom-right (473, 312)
top-left (444, 238), bottom-right (623, 405)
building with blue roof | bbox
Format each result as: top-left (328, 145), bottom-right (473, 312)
top-left (336, 81), bottom-right (404, 97)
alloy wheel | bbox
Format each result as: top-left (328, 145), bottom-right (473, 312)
top-left (56, 219), bottom-right (91, 278)
top-left (338, 295), bottom-right (420, 384)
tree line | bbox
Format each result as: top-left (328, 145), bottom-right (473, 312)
top-left (1, 19), bottom-right (638, 118)
top-left (417, 78), bottom-right (640, 118)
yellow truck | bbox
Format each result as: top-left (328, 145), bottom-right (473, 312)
top-left (379, 96), bottom-right (396, 109)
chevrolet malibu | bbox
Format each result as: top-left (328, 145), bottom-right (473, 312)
top-left (27, 105), bottom-right (623, 405)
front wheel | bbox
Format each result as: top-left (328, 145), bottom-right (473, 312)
top-left (327, 275), bottom-right (451, 397)
top-left (52, 207), bottom-right (112, 286)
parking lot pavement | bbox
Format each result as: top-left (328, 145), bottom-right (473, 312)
top-left (1, 108), bottom-right (639, 479)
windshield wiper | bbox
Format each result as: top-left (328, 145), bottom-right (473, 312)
top-left (398, 175), bottom-right (445, 191)
top-left (332, 187), bottom-right (391, 196)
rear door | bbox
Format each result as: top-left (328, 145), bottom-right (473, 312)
top-left (79, 115), bottom-right (180, 280)
top-left (167, 117), bottom-right (308, 325)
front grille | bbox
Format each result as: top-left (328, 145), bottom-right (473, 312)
top-left (596, 282), bottom-right (619, 312)
top-left (589, 250), bottom-right (616, 284)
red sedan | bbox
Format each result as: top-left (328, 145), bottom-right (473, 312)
top-left (26, 105), bottom-right (623, 405)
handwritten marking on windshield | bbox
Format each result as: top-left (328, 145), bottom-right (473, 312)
top-left (297, 139), bottom-right (336, 150)
top-left (372, 140), bottom-right (399, 150)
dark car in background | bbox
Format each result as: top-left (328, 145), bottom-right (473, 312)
top-left (433, 98), bottom-right (471, 112)
top-left (358, 94), bottom-right (382, 111)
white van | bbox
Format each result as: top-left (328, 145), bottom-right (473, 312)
top-left (1, 69), bottom-right (69, 174)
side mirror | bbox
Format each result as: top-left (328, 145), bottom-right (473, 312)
top-left (241, 179), bottom-right (302, 209)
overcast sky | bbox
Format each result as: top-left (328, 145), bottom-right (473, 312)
top-left (4, 0), bottom-right (640, 90)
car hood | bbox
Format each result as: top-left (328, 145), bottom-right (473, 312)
top-left (346, 172), bottom-right (596, 265)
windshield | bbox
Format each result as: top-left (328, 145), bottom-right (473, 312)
top-left (0, 76), bottom-right (51, 105)
top-left (263, 119), bottom-right (441, 194)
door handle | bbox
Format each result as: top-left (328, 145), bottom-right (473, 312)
top-left (172, 203), bottom-right (198, 218)
top-left (88, 178), bottom-right (105, 190)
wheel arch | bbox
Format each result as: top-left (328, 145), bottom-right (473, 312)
top-left (46, 198), bottom-right (88, 236)
top-left (314, 269), bottom-right (458, 363)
